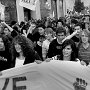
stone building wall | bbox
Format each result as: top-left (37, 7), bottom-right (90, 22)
top-left (39, 0), bottom-right (57, 19)
top-left (0, 0), bottom-right (50, 23)
top-left (40, 0), bottom-right (51, 19)
top-left (0, 0), bottom-right (57, 24)
top-left (0, 0), bottom-right (17, 24)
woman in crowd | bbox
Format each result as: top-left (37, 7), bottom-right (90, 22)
top-left (27, 22), bottom-right (37, 41)
top-left (0, 34), bottom-right (12, 71)
top-left (11, 35), bottom-right (42, 68)
top-left (78, 29), bottom-right (90, 65)
top-left (3, 27), bottom-right (13, 42)
top-left (60, 39), bottom-right (78, 61)
top-left (1, 21), bottom-right (20, 38)
top-left (46, 39), bottom-right (77, 62)
top-left (64, 24), bottom-right (70, 37)
top-left (42, 27), bottom-right (55, 60)
top-left (33, 24), bottom-right (46, 60)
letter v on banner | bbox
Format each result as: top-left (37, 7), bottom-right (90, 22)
top-left (19, 0), bottom-right (37, 11)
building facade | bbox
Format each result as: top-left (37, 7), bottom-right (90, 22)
top-left (0, 0), bottom-right (66, 24)
top-left (0, 0), bottom-right (17, 24)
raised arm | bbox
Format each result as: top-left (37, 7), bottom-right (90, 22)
top-left (1, 22), bottom-right (13, 32)
top-left (62, 30), bottom-right (78, 43)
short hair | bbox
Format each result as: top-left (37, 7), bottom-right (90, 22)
top-left (0, 34), bottom-right (11, 49)
top-left (74, 23), bottom-right (82, 29)
top-left (57, 19), bottom-right (64, 25)
top-left (10, 21), bottom-right (17, 27)
top-left (71, 19), bottom-right (78, 24)
top-left (19, 21), bottom-right (25, 28)
top-left (4, 27), bottom-right (10, 32)
top-left (64, 24), bottom-right (70, 29)
top-left (56, 27), bottom-right (66, 35)
top-left (37, 24), bottom-right (45, 29)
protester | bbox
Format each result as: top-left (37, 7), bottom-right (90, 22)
top-left (11, 35), bottom-right (42, 67)
top-left (19, 21), bottom-right (25, 30)
top-left (33, 24), bottom-right (46, 60)
top-left (62, 23), bottom-right (82, 47)
top-left (0, 34), bottom-right (12, 71)
top-left (3, 27), bottom-right (11, 35)
top-left (0, 13), bottom-right (90, 69)
top-left (47, 26), bottom-right (66, 58)
top-left (42, 27), bottom-right (55, 60)
top-left (60, 39), bottom-right (77, 61)
top-left (27, 22), bottom-right (37, 41)
top-left (56, 19), bottom-right (64, 28)
top-left (70, 19), bottom-right (78, 33)
top-left (71, 23), bottom-right (82, 45)
top-left (3, 27), bottom-right (13, 42)
top-left (1, 22), bottom-right (19, 38)
top-left (78, 29), bottom-right (90, 65)
top-left (46, 39), bottom-right (77, 62)
top-left (64, 24), bottom-right (71, 36)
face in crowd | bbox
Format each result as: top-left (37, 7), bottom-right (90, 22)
top-left (62, 39), bottom-right (77, 61)
top-left (31, 23), bottom-right (36, 30)
top-left (4, 27), bottom-right (10, 35)
top-left (14, 43), bottom-right (22, 53)
top-left (74, 25), bottom-right (82, 35)
top-left (57, 32), bottom-right (65, 42)
top-left (57, 21), bottom-right (63, 27)
top-left (38, 27), bottom-right (45, 35)
top-left (81, 30), bottom-right (89, 44)
top-left (56, 27), bottom-right (66, 43)
top-left (63, 45), bottom-right (72, 57)
top-left (45, 28), bottom-right (54, 41)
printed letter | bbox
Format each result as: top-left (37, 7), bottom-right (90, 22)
top-left (13, 76), bottom-right (27, 90)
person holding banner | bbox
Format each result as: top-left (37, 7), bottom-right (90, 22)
top-left (46, 39), bottom-right (78, 62)
top-left (78, 29), bottom-right (90, 66)
top-left (11, 35), bottom-right (42, 68)
top-left (60, 39), bottom-right (78, 61)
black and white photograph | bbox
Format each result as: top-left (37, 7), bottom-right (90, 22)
top-left (0, 0), bottom-right (90, 90)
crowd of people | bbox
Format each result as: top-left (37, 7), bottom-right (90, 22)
top-left (0, 15), bottom-right (90, 71)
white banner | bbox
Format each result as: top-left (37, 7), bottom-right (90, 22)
top-left (19, 0), bottom-right (37, 11)
top-left (0, 60), bottom-right (90, 90)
